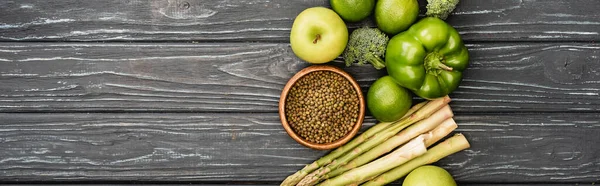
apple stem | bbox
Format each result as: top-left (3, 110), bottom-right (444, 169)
top-left (313, 34), bottom-right (321, 44)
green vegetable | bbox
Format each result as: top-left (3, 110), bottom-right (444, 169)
top-left (363, 134), bottom-right (470, 186)
top-left (318, 135), bottom-right (427, 186)
top-left (385, 17), bottom-right (469, 99)
top-left (343, 27), bottom-right (389, 70)
top-left (281, 97), bottom-right (450, 186)
top-left (426, 0), bottom-right (459, 20)
top-left (324, 106), bottom-right (454, 179)
top-left (280, 101), bottom-right (428, 186)
top-left (297, 103), bottom-right (453, 186)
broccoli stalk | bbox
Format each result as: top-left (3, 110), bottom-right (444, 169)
top-left (426, 0), bottom-right (460, 20)
top-left (343, 27), bottom-right (389, 70)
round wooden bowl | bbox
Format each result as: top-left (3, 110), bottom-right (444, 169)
top-left (279, 65), bottom-right (365, 150)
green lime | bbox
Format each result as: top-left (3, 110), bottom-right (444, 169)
top-left (330, 0), bottom-right (375, 22)
top-left (403, 165), bottom-right (457, 186)
top-left (367, 76), bottom-right (412, 122)
top-left (375, 0), bottom-right (419, 35)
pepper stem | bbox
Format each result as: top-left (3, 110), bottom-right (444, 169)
top-left (424, 52), bottom-right (452, 74)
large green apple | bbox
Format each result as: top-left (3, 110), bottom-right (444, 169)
top-left (290, 7), bottom-right (348, 64)
top-left (403, 165), bottom-right (457, 186)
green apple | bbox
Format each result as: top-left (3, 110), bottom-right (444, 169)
top-left (290, 7), bottom-right (348, 64)
top-left (403, 165), bottom-right (457, 186)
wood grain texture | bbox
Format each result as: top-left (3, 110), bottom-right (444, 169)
top-left (3, 182), bottom-right (595, 186)
top-left (0, 0), bottom-right (598, 42)
top-left (1, 1), bottom-right (600, 184)
top-left (0, 113), bottom-right (599, 183)
top-left (1, 42), bottom-right (599, 112)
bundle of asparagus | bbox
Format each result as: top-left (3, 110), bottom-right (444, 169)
top-left (281, 96), bottom-right (470, 186)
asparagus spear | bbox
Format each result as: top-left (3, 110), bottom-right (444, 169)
top-left (424, 118), bottom-right (458, 147)
top-left (300, 105), bottom-right (454, 185)
top-left (362, 133), bottom-right (471, 186)
top-left (296, 97), bottom-right (451, 186)
top-left (280, 101), bottom-right (427, 186)
top-left (282, 97), bottom-right (449, 186)
top-left (317, 135), bottom-right (428, 186)
top-left (402, 100), bottom-right (428, 120)
top-left (297, 122), bottom-right (411, 186)
top-left (323, 114), bottom-right (456, 181)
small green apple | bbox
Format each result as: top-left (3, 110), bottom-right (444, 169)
top-left (403, 165), bottom-right (457, 186)
top-left (290, 7), bottom-right (348, 64)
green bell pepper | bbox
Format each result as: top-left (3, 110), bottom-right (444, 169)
top-left (386, 17), bottom-right (469, 99)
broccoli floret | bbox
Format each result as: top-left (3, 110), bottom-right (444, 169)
top-left (426, 0), bottom-right (459, 20)
top-left (343, 27), bottom-right (389, 70)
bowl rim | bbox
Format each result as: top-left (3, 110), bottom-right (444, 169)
top-left (279, 65), bottom-right (365, 150)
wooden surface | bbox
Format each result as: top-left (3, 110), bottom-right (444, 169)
top-left (1, 0), bottom-right (599, 42)
top-left (1, 0), bottom-right (599, 185)
top-left (1, 42), bottom-right (599, 113)
top-left (1, 113), bottom-right (599, 183)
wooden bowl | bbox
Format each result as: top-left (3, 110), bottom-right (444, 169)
top-left (279, 65), bottom-right (365, 150)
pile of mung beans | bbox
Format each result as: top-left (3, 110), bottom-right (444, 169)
top-left (285, 71), bottom-right (359, 144)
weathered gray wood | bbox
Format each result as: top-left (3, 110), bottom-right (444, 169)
top-left (0, 0), bottom-right (598, 42)
top-left (0, 0), bottom-right (598, 185)
top-left (3, 182), bottom-right (595, 186)
top-left (0, 185), bottom-right (593, 186)
top-left (1, 42), bottom-right (598, 112)
top-left (0, 113), bottom-right (599, 183)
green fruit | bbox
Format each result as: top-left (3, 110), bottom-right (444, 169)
top-left (403, 165), bottom-right (457, 186)
top-left (375, 0), bottom-right (419, 35)
top-left (367, 76), bottom-right (412, 122)
top-left (290, 7), bottom-right (348, 64)
top-left (330, 0), bottom-right (375, 22)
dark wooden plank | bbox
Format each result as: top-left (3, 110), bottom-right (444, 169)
top-left (1, 185), bottom-right (594, 186)
top-left (0, 184), bottom-right (594, 186)
top-left (0, 0), bottom-right (598, 42)
top-left (0, 113), bottom-right (599, 183)
top-left (1, 42), bottom-right (599, 112)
